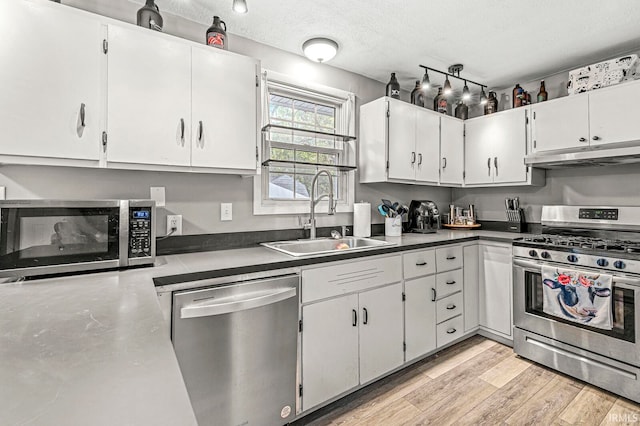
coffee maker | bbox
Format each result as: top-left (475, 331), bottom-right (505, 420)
top-left (408, 200), bottom-right (441, 233)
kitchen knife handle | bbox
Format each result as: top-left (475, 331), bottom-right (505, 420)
top-left (418, 153), bottom-right (422, 165)
top-left (352, 309), bottom-right (358, 327)
top-left (411, 152), bottom-right (416, 164)
top-left (198, 120), bottom-right (203, 144)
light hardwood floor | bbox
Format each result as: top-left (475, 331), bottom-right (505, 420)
top-left (295, 335), bottom-right (640, 426)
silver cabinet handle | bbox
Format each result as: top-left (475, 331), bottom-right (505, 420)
top-left (431, 288), bottom-right (437, 302)
top-left (411, 152), bottom-right (416, 164)
top-left (579, 137), bottom-right (587, 142)
top-left (79, 103), bottom-right (86, 128)
top-left (487, 157), bottom-right (491, 175)
top-left (180, 118), bottom-right (185, 142)
top-left (180, 287), bottom-right (296, 318)
top-left (198, 120), bottom-right (204, 145)
top-left (494, 157), bottom-right (498, 175)
top-left (442, 157), bottom-right (447, 169)
top-left (418, 153), bottom-right (423, 165)
top-left (446, 328), bottom-right (457, 334)
top-left (446, 304), bottom-right (457, 310)
top-left (592, 136), bottom-right (601, 141)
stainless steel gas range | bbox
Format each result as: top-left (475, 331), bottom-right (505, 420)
top-left (513, 205), bottom-right (640, 403)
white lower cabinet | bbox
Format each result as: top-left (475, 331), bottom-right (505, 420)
top-left (478, 242), bottom-right (513, 339)
top-left (300, 256), bottom-right (403, 411)
top-left (404, 275), bottom-right (437, 361)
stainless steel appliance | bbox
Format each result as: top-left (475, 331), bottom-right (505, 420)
top-left (0, 200), bottom-right (155, 277)
top-left (408, 200), bottom-right (440, 233)
top-left (172, 274), bottom-right (300, 426)
top-left (513, 205), bottom-right (640, 403)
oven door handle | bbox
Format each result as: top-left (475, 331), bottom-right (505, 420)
top-left (513, 258), bottom-right (543, 270)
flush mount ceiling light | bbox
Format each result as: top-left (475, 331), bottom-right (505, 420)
top-left (302, 38), bottom-right (338, 63)
top-left (232, 0), bottom-right (248, 14)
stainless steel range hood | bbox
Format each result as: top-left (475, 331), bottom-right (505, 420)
top-left (525, 145), bottom-right (640, 168)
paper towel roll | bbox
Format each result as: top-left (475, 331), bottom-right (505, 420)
top-left (353, 202), bottom-right (371, 237)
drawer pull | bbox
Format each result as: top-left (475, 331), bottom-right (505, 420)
top-left (446, 256), bottom-right (457, 260)
top-left (446, 328), bottom-right (457, 334)
top-left (446, 304), bottom-right (456, 310)
top-left (446, 280), bottom-right (456, 285)
top-left (416, 261), bottom-right (427, 266)
top-left (431, 288), bottom-right (437, 302)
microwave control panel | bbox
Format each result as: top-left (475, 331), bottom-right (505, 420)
top-left (129, 207), bottom-right (152, 258)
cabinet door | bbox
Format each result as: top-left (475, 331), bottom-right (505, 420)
top-left (359, 283), bottom-right (404, 383)
top-left (387, 100), bottom-right (417, 181)
top-left (492, 108), bottom-right (528, 184)
top-left (589, 81), bottom-right (640, 147)
top-left (479, 244), bottom-right (512, 338)
top-left (531, 95), bottom-right (589, 153)
top-left (464, 116), bottom-right (494, 185)
top-left (404, 276), bottom-right (436, 361)
top-left (440, 116), bottom-right (464, 185)
top-left (301, 295), bottom-right (359, 410)
top-left (0, 1), bottom-right (101, 161)
top-left (107, 25), bottom-right (191, 167)
top-left (191, 47), bottom-right (258, 170)
top-left (414, 109), bottom-right (440, 183)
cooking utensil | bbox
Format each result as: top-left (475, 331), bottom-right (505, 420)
top-left (377, 204), bottom-right (388, 217)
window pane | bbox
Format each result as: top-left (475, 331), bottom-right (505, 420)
top-left (269, 95), bottom-right (293, 121)
top-left (270, 147), bottom-right (294, 162)
top-left (295, 150), bottom-right (318, 164)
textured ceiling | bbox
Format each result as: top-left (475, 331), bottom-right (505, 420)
top-left (133, 0), bottom-right (640, 91)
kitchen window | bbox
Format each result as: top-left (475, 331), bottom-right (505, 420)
top-left (254, 71), bottom-right (355, 215)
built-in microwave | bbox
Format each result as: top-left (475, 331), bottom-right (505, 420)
top-left (0, 200), bottom-right (155, 278)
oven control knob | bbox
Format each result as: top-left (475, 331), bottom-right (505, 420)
top-left (567, 255), bottom-right (578, 263)
top-left (614, 260), bottom-right (626, 269)
top-left (528, 250), bottom-right (538, 257)
top-left (597, 258), bottom-right (609, 267)
top-left (540, 251), bottom-right (550, 259)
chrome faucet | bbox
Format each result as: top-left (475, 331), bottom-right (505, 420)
top-left (306, 170), bottom-right (336, 239)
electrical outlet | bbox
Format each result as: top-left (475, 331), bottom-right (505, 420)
top-left (221, 203), bottom-right (232, 221)
top-left (166, 214), bottom-right (182, 236)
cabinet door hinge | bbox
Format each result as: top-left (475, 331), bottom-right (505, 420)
top-left (102, 39), bottom-right (108, 54)
top-left (403, 342), bottom-right (406, 352)
top-left (299, 384), bottom-right (303, 397)
top-left (255, 75), bottom-right (259, 87)
top-left (402, 292), bottom-right (406, 302)
top-left (102, 131), bottom-right (108, 152)
top-left (298, 319), bottom-right (303, 332)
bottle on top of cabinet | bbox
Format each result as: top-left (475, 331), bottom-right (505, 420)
top-left (484, 91), bottom-right (498, 115)
top-left (410, 80), bottom-right (425, 107)
top-left (137, 0), bottom-right (163, 31)
top-left (537, 80), bottom-right (548, 102)
top-left (386, 73), bottom-right (401, 99)
top-left (454, 101), bottom-right (468, 120)
top-left (434, 88), bottom-right (447, 114)
top-left (512, 84), bottom-right (524, 108)
top-left (206, 16), bottom-right (227, 49)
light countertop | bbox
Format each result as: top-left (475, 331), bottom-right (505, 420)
top-left (0, 229), bottom-right (525, 425)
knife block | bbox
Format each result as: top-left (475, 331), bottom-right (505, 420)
top-left (505, 208), bottom-right (527, 233)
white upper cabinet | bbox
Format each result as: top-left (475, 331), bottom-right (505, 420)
top-left (531, 80), bottom-right (640, 154)
top-left (387, 100), bottom-right (418, 181)
top-left (107, 25), bottom-right (192, 167)
top-left (589, 80), bottom-right (640, 147)
top-left (0, 1), bottom-right (102, 163)
top-left (414, 108), bottom-right (441, 183)
top-left (531, 95), bottom-right (589, 153)
top-left (465, 108), bottom-right (536, 186)
top-left (191, 46), bottom-right (258, 170)
top-left (439, 116), bottom-right (464, 185)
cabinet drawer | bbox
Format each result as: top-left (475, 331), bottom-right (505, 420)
top-left (302, 255), bottom-right (402, 303)
top-left (436, 245), bottom-right (463, 272)
top-left (436, 315), bottom-right (464, 348)
top-left (436, 292), bottom-right (463, 324)
top-left (403, 249), bottom-right (436, 279)
top-left (435, 269), bottom-right (463, 298)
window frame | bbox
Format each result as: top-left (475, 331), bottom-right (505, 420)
top-left (253, 70), bottom-right (356, 216)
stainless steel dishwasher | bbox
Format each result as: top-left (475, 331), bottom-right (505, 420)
top-left (172, 274), bottom-right (299, 426)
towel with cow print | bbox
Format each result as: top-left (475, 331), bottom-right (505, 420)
top-left (542, 266), bottom-right (613, 330)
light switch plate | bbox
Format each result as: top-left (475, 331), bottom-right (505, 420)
top-left (150, 187), bottom-right (165, 207)
top-left (221, 203), bottom-right (232, 221)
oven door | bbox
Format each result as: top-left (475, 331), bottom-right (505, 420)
top-left (0, 201), bottom-right (123, 277)
top-left (513, 257), bottom-right (640, 367)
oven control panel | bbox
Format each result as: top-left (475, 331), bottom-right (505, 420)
top-left (578, 208), bottom-right (618, 220)
top-left (129, 207), bottom-right (152, 258)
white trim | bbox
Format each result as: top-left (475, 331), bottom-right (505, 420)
top-left (254, 70), bottom-right (356, 216)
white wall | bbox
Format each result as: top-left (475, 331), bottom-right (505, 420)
top-left (0, 0), bottom-right (450, 235)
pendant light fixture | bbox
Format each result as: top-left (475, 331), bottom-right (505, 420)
top-left (302, 38), bottom-right (338, 63)
top-left (462, 80), bottom-right (471, 101)
top-left (443, 76), bottom-right (452, 96)
top-left (232, 0), bottom-right (248, 14)
top-left (421, 69), bottom-right (430, 90)
top-left (480, 87), bottom-right (488, 105)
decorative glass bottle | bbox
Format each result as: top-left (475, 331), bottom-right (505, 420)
top-left (386, 73), bottom-right (400, 99)
top-left (484, 91), bottom-right (498, 115)
top-left (410, 81), bottom-right (424, 107)
top-left (207, 16), bottom-right (228, 50)
top-left (537, 81), bottom-right (548, 102)
top-left (136, 0), bottom-right (163, 32)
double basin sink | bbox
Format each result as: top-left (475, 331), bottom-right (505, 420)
top-left (262, 237), bottom-right (395, 257)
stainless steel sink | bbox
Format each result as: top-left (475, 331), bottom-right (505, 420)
top-left (261, 237), bottom-right (395, 257)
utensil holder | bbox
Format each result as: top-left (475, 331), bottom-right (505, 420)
top-left (505, 208), bottom-right (527, 233)
top-left (385, 216), bottom-right (402, 237)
